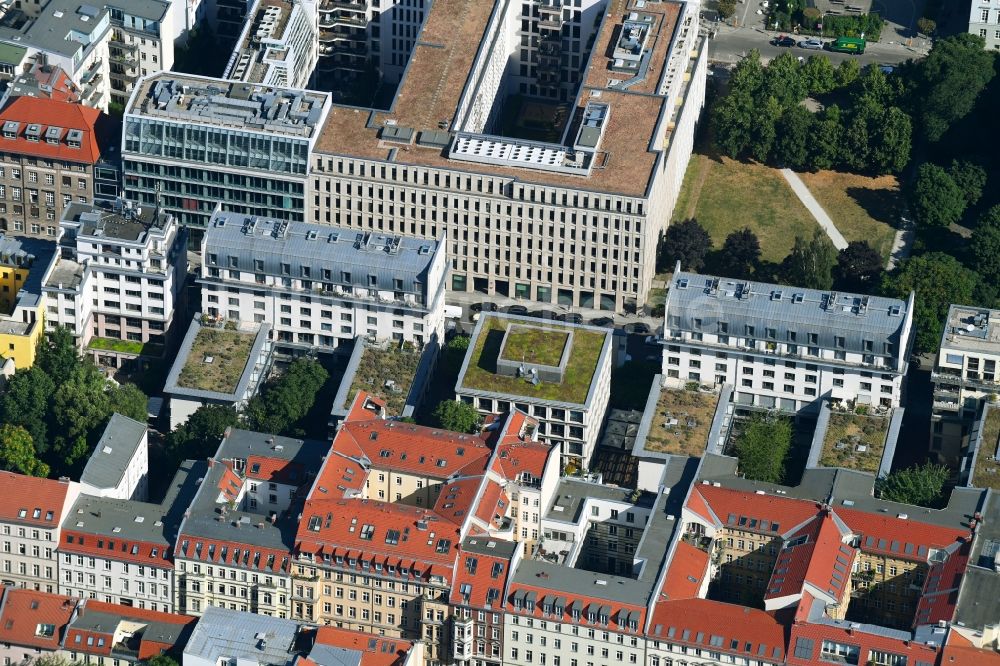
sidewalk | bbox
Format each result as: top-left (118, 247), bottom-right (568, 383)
top-left (781, 168), bottom-right (848, 250)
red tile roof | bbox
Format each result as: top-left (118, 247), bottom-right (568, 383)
top-left (0, 587), bottom-right (79, 651)
top-left (660, 541), bottom-right (710, 600)
top-left (311, 452), bottom-right (367, 498)
top-left (494, 439), bottom-right (554, 482)
top-left (691, 485), bottom-right (823, 535)
top-left (942, 631), bottom-right (1000, 666)
top-left (60, 530), bottom-right (172, 567)
top-left (449, 547), bottom-right (513, 608)
top-left (70, 600), bottom-right (194, 659)
top-left (505, 580), bottom-right (647, 633)
top-left (176, 537), bottom-right (291, 573)
top-left (0, 472), bottom-right (75, 527)
top-left (648, 598), bottom-right (787, 663)
top-left (313, 626), bottom-right (413, 666)
top-left (0, 97), bottom-right (102, 163)
top-left (244, 454), bottom-right (310, 486)
top-left (837, 506), bottom-right (969, 560)
top-left (914, 539), bottom-right (971, 627)
top-left (787, 615), bottom-right (940, 666)
top-left (765, 513), bottom-right (855, 605)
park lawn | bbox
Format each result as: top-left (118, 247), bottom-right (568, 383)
top-left (797, 170), bottom-right (900, 261)
top-left (674, 154), bottom-right (818, 264)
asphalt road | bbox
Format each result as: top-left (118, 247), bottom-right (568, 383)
top-left (708, 29), bottom-right (927, 66)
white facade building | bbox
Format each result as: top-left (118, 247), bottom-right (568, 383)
top-left (969, 0), bottom-right (1000, 49)
top-left (79, 413), bottom-right (149, 501)
top-left (42, 202), bottom-right (187, 368)
top-left (224, 0), bottom-right (318, 89)
top-left (662, 269), bottom-right (915, 413)
top-left (200, 208), bottom-right (447, 350)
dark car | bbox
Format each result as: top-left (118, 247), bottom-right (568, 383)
top-left (470, 302), bottom-right (498, 313)
top-left (771, 35), bottom-right (796, 47)
top-left (590, 316), bottom-right (615, 327)
top-left (557, 313), bottom-right (584, 324)
top-left (506, 305), bottom-right (529, 316)
top-left (625, 322), bottom-right (651, 335)
top-left (530, 309), bottom-right (557, 320)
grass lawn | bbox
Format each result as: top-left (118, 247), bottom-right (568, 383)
top-left (500, 327), bottom-right (569, 367)
top-left (797, 170), bottom-right (900, 261)
top-left (819, 411), bottom-right (890, 473)
top-left (177, 328), bottom-right (256, 394)
top-left (461, 317), bottom-right (607, 404)
top-left (673, 154), bottom-right (817, 264)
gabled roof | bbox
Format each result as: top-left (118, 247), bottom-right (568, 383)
top-left (941, 630), bottom-right (1000, 666)
top-left (0, 97), bottom-right (102, 163)
top-left (312, 626), bottom-right (413, 666)
top-left (494, 439), bottom-right (553, 482)
top-left (0, 587), bottom-right (79, 651)
top-left (691, 485), bottom-right (822, 537)
top-left (648, 598), bottom-right (786, 663)
top-left (0, 472), bottom-right (74, 528)
top-left (914, 538), bottom-right (971, 627)
top-left (449, 537), bottom-right (516, 609)
top-left (79, 413), bottom-right (146, 492)
top-left (765, 513), bottom-right (855, 605)
top-left (837, 506), bottom-right (969, 560)
top-left (66, 600), bottom-right (194, 660)
top-left (660, 540), bottom-right (710, 601)
top-left (311, 451), bottom-right (367, 499)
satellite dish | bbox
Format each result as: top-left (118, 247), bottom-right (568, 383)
top-left (967, 324), bottom-right (976, 332)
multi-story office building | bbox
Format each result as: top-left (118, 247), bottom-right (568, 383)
top-left (931, 305), bottom-right (1000, 466)
top-left (0, 97), bottom-right (116, 239)
top-left (0, 472), bottom-right (80, 593)
top-left (969, 0), bottom-right (1000, 49)
top-left (662, 269), bottom-right (915, 412)
top-left (200, 208), bottom-right (446, 350)
top-left (106, 0), bottom-right (183, 109)
top-left (456, 313), bottom-right (614, 462)
top-left (0, 0), bottom-right (113, 110)
top-left (123, 73), bottom-right (330, 227)
top-left (223, 0), bottom-right (318, 89)
top-left (308, 0), bottom-right (706, 310)
top-left (42, 202), bottom-right (187, 368)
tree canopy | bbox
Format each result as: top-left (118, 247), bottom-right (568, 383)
top-left (780, 230), bottom-right (836, 290)
top-left (735, 414), bottom-right (792, 484)
top-left (911, 163), bottom-right (966, 229)
top-left (433, 400), bottom-right (481, 434)
top-left (661, 218), bottom-right (712, 272)
top-left (0, 424), bottom-right (48, 477)
top-left (875, 462), bottom-right (949, 508)
top-left (246, 358), bottom-right (328, 435)
top-left (834, 241), bottom-right (883, 293)
top-left (720, 228), bottom-right (761, 279)
top-left (166, 405), bottom-right (241, 466)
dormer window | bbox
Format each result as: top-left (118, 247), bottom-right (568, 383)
top-left (66, 129), bottom-right (83, 149)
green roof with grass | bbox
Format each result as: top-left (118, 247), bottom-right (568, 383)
top-left (457, 315), bottom-right (609, 404)
top-left (176, 327), bottom-right (257, 394)
top-left (819, 411), bottom-right (889, 473)
top-left (347, 342), bottom-right (421, 416)
top-left (972, 406), bottom-right (1000, 491)
top-left (500, 327), bottom-right (569, 367)
top-left (88, 336), bottom-right (164, 357)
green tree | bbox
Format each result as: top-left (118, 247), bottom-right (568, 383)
top-left (661, 218), bottom-right (712, 272)
top-left (712, 89), bottom-right (757, 158)
top-left (36, 326), bottom-right (79, 379)
top-left (0, 366), bottom-right (55, 454)
top-left (144, 656), bottom-right (179, 666)
top-left (912, 33), bottom-right (996, 142)
top-left (729, 50), bottom-right (765, 92)
top-left (50, 364), bottom-right (114, 472)
top-left (916, 17), bottom-right (936, 36)
top-left (881, 253), bottom-right (978, 354)
top-left (840, 106), bottom-right (874, 172)
top-left (810, 105), bottom-right (842, 171)
top-left (167, 405), bottom-right (241, 464)
top-left (773, 105), bottom-right (813, 170)
top-left (911, 163), bottom-right (966, 228)
top-left (978, 205), bottom-right (1000, 230)
top-left (0, 424), bottom-right (49, 477)
top-left (247, 358), bottom-right (329, 434)
top-left (748, 96), bottom-right (782, 162)
top-left (761, 52), bottom-right (807, 108)
top-left (875, 462), bottom-right (949, 507)
top-left (971, 210), bottom-right (1000, 281)
top-left (801, 55), bottom-right (836, 95)
top-left (834, 59), bottom-right (860, 88)
top-left (717, 0), bottom-right (736, 18)
top-left (869, 106), bottom-right (912, 174)
top-left (735, 413), bottom-right (792, 483)
top-left (781, 230), bottom-right (836, 290)
top-left (834, 241), bottom-right (884, 292)
top-left (108, 383), bottom-right (148, 424)
top-left (950, 160), bottom-right (987, 207)
top-left (720, 228), bottom-right (761, 279)
top-left (433, 400), bottom-right (481, 433)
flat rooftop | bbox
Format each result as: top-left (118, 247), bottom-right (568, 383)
top-left (314, 0), bottom-right (693, 197)
top-left (819, 410), bottom-right (889, 474)
top-left (0, 1), bottom-right (107, 59)
top-left (63, 202), bottom-right (172, 243)
top-left (178, 327), bottom-right (257, 394)
top-left (347, 342), bottom-right (421, 417)
top-left (641, 388), bottom-right (719, 457)
top-left (972, 406), bottom-right (1000, 491)
top-left (500, 327), bottom-right (569, 367)
top-left (227, 0), bottom-right (296, 84)
top-left (458, 315), bottom-right (610, 405)
top-left (954, 491), bottom-right (1000, 631)
top-left (940, 304), bottom-right (1000, 354)
top-left (129, 73), bottom-right (328, 139)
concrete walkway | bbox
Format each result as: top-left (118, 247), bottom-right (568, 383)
top-left (886, 217), bottom-right (915, 271)
top-left (780, 168), bottom-right (848, 250)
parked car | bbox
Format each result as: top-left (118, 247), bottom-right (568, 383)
top-left (798, 39), bottom-right (824, 50)
top-left (590, 316), bottom-right (615, 327)
top-left (506, 305), bottom-right (529, 316)
top-left (470, 302), bottom-right (498, 313)
top-left (625, 322), bottom-right (651, 335)
top-left (530, 309), bottom-right (558, 320)
top-left (771, 35), bottom-right (796, 47)
top-left (556, 313), bottom-right (584, 324)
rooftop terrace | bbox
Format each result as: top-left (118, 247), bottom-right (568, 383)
top-left (458, 315), bottom-right (609, 404)
top-left (347, 342), bottom-right (421, 417)
top-left (940, 305), bottom-right (1000, 354)
top-left (176, 326), bottom-right (258, 394)
top-left (643, 387), bottom-right (719, 457)
top-left (972, 406), bottom-right (1000, 490)
top-left (819, 411), bottom-right (889, 474)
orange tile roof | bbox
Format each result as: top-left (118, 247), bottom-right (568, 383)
top-left (313, 626), bottom-right (413, 666)
top-left (0, 97), bottom-right (102, 163)
top-left (312, 452), bottom-right (367, 498)
top-left (450, 547), bottom-right (513, 608)
top-left (506, 580), bottom-right (647, 632)
top-left (244, 454), bottom-right (310, 485)
top-left (0, 587), bottom-right (79, 651)
top-left (60, 530), bottom-right (172, 567)
top-left (648, 598), bottom-right (787, 662)
top-left (660, 541), bottom-right (709, 600)
top-left (915, 538), bottom-right (971, 627)
top-left (176, 537), bottom-right (291, 573)
top-left (837, 506), bottom-right (969, 559)
top-left (692, 485), bottom-right (822, 534)
top-left (494, 440), bottom-right (554, 482)
top-left (0, 472), bottom-right (74, 527)
top-left (472, 480), bottom-right (508, 528)
top-left (765, 513), bottom-right (855, 604)
top-left (942, 631), bottom-right (1000, 666)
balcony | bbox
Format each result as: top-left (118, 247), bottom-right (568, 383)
top-left (932, 399), bottom-right (961, 412)
top-left (931, 369), bottom-right (1000, 393)
top-left (321, 0), bottom-right (367, 10)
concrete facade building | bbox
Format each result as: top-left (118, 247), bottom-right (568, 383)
top-left (663, 269), bottom-right (915, 413)
top-left (42, 202), bottom-right (187, 368)
top-left (79, 413), bottom-right (149, 501)
top-left (122, 73), bottom-right (331, 227)
top-left (106, 0), bottom-right (182, 109)
top-left (0, 235), bottom-right (53, 369)
top-left (200, 209), bottom-right (447, 350)
top-left (969, 0), bottom-right (1000, 49)
top-left (224, 0), bottom-right (319, 89)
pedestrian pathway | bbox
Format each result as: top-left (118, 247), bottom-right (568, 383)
top-left (780, 168), bottom-right (848, 250)
top-left (886, 219), bottom-right (915, 271)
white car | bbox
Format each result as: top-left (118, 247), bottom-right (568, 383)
top-left (799, 38), bottom-right (824, 50)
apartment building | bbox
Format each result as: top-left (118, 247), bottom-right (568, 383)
top-left (969, 0), bottom-right (1000, 49)
top-left (122, 74), bottom-right (331, 227)
top-left (0, 587), bottom-right (80, 665)
top-left (494, 433), bottom-right (559, 552)
top-left (79, 413), bottom-right (149, 501)
top-left (0, 472), bottom-right (80, 593)
top-left (106, 0), bottom-right (182, 109)
top-left (173, 429), bottom-right (327, 617)
top-left (42, 202), bottom-right (187, 368)
top-left (62, 600), bottom-right (196, 665)
top-left (0, 54), bottom-right (82, 106)
top-left (0, 235), bottom-right (51, 368)
top-left (0, 0), bottom-right (112, 110)
top-left (0, 97), bottom-right (116, 239)
top-left (450, 537), bottom-right (519, 666)
top-left (223, 0), bottom-right (318, 89)
top-left (663, 269), bottom-right (915, 412)
top-left (200, 209), bottom-right (446, 351)
top-left (456, 313), bottom-right (614, 462)
top-left (308, 0), bottom-right (706, 311)
top-left (930, 305), bottom-right (1000, 466)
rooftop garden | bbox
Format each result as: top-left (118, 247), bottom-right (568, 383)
top-left (177, 327), bottom-right (256, 394)
top-left (347, 342), bottom-right (421, 416)
top-left (972, 406), bottom-right (1000, 490)
top-left (88, 336), bottom-right (164, 357)
top-left (819, 411), bottom-right (890, 473)
top-left (460, 317), bottom-right (606, 403)
top-left (643, 387), bottom-right (719, 457)
top-left (500, 327), bottom-right (569, 367)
